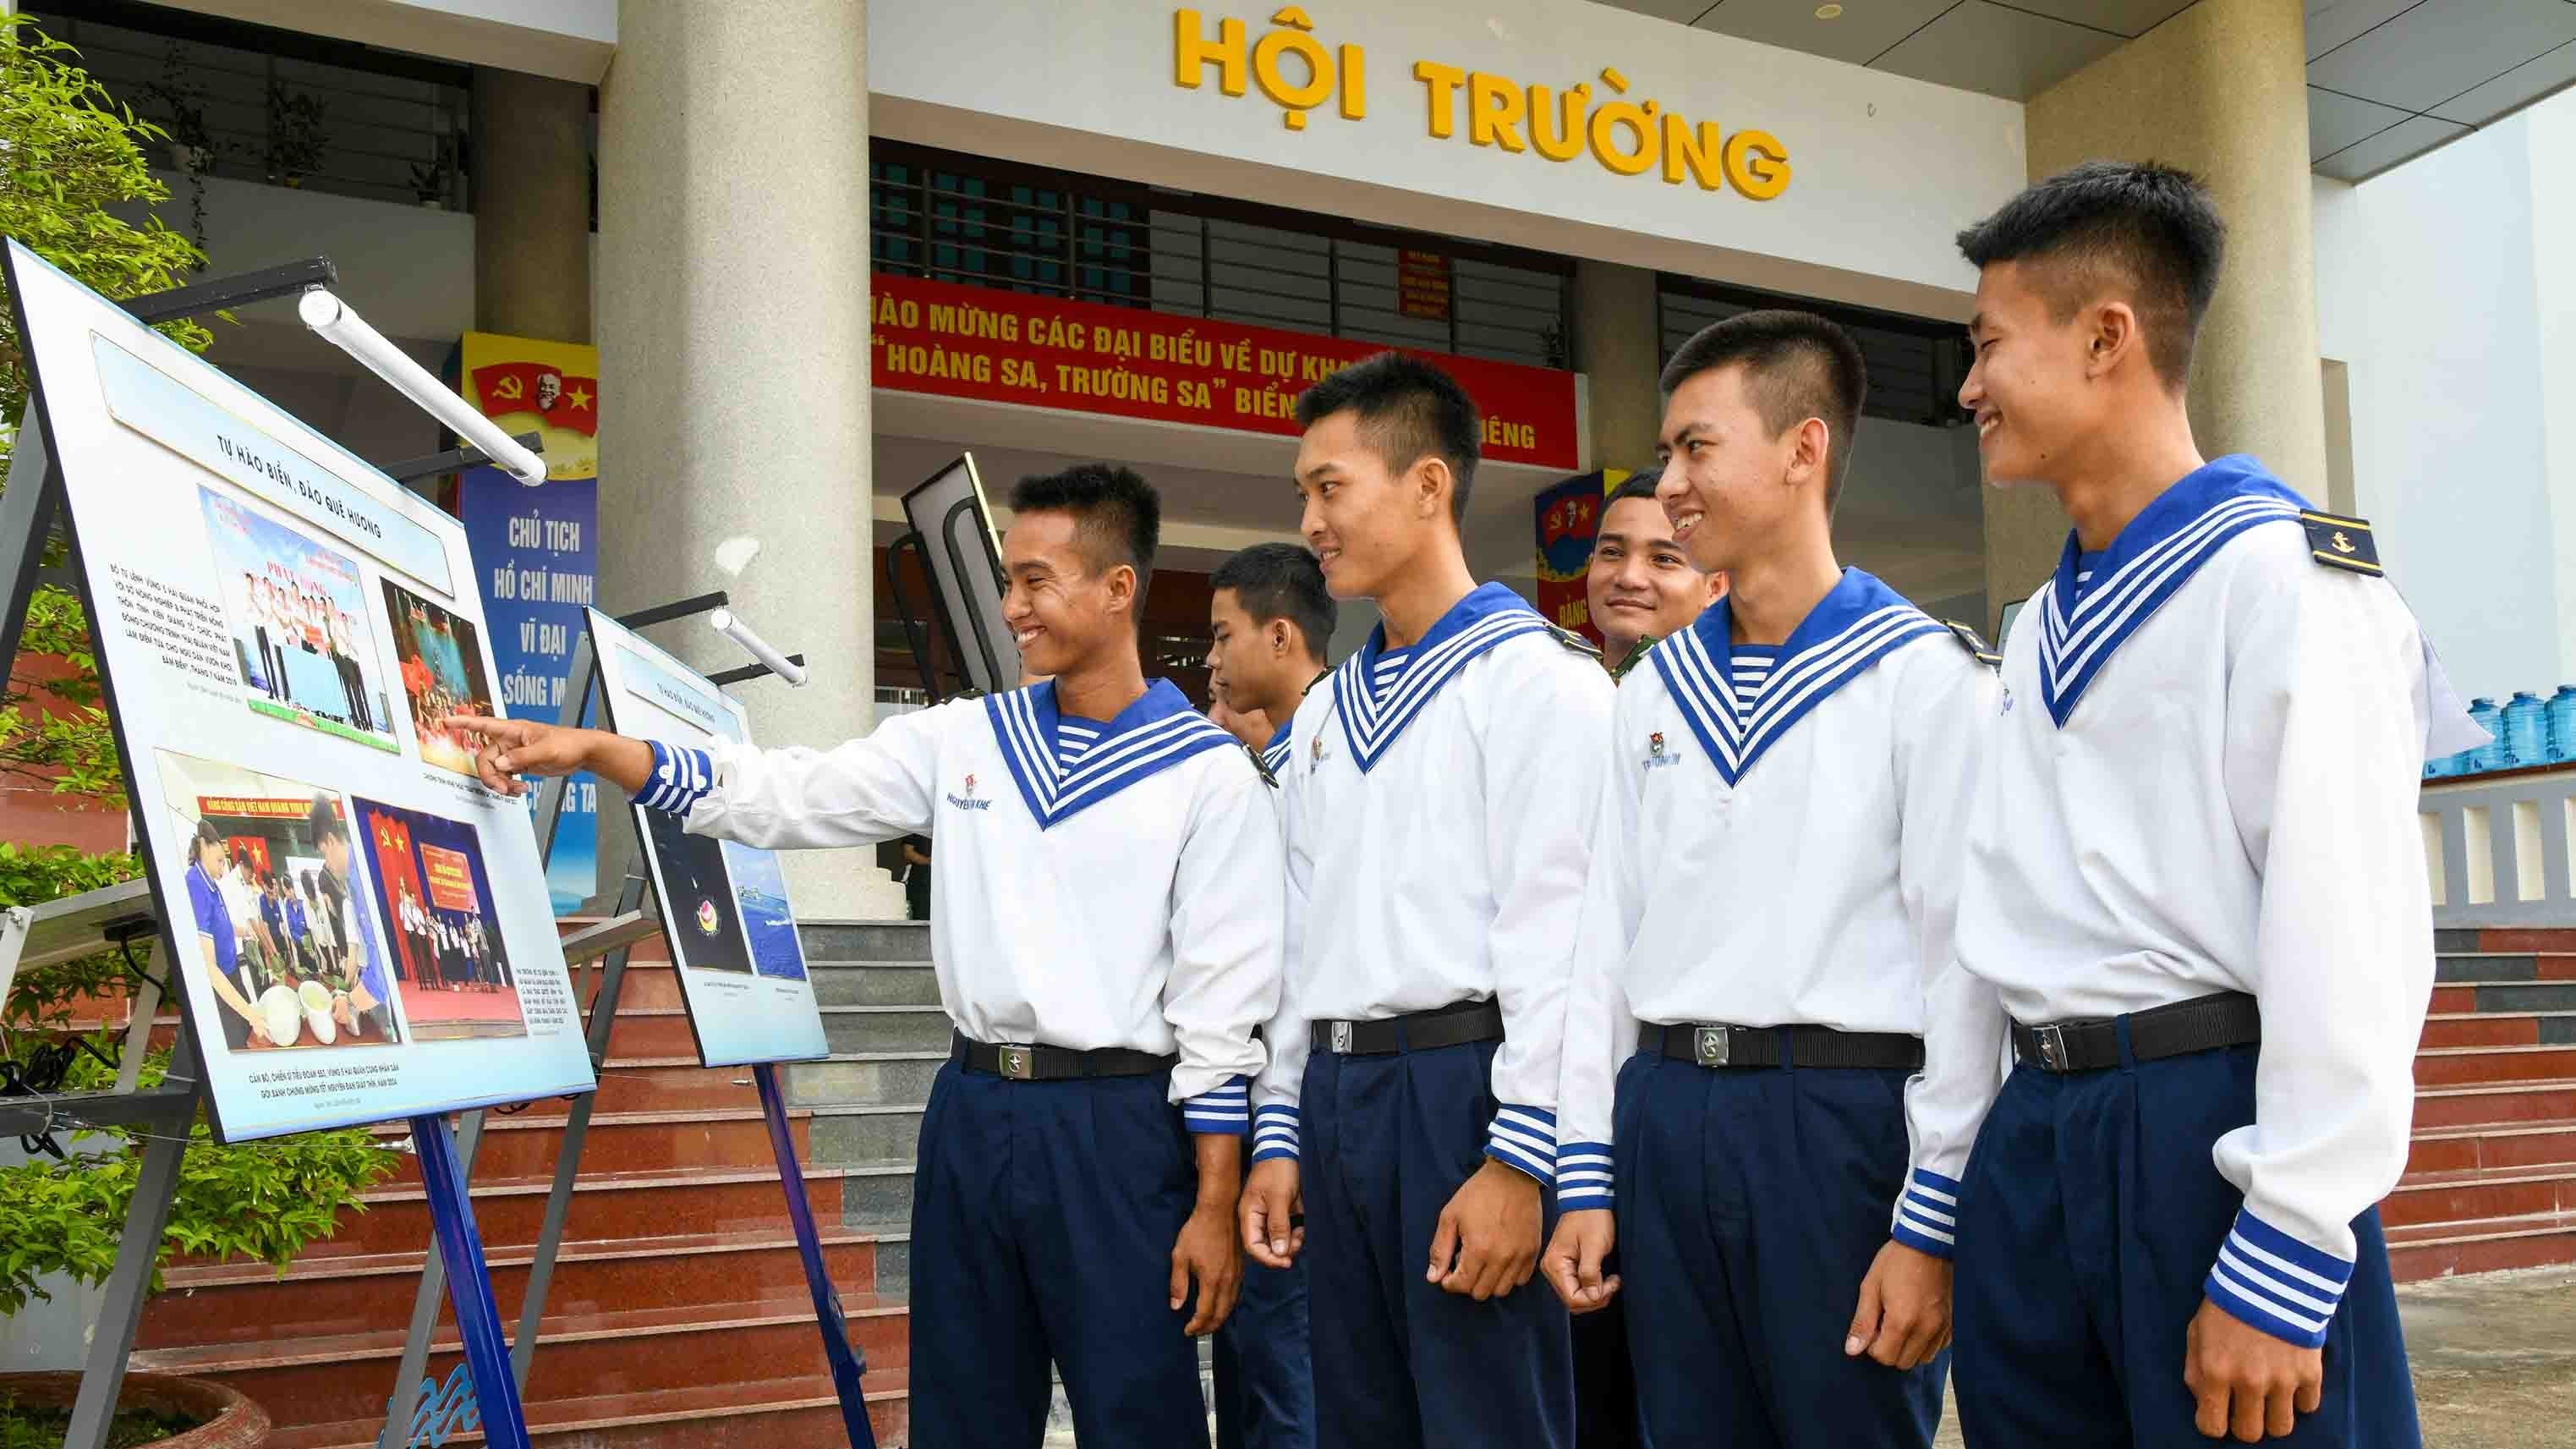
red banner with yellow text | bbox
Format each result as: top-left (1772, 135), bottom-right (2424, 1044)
top-left (420, 843), bottom-right (478, 913)
top-left (869, 274), bottom-right (1580, 471)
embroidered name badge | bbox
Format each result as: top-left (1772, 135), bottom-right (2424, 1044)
top-left (945, 772), bottom-right (994, 812)
top-left (2299, 510), bottom-right (2382, 575)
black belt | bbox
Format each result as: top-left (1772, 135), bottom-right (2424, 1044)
top-left (950, 1031), bottom-right (1176, 1081)
top-left (1313, 998), bottom-right (1503, 1057)
top-left (2010, 991), bottom-right (2261, 1073)
top-left (1639, 1022), bottom-right (1925, 1070)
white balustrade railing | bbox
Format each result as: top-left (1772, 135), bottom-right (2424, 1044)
top-left (2420, 763), bottom-right (2576, 927)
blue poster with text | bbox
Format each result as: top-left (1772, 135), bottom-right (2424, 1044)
top-left (460, 465), bottom-right (600, 913)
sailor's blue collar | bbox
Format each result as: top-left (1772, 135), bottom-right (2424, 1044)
top-left (1652, 568), bottom-right (1940, 785)
top-left (2037, 456), bottom-right (2306, 726)
top-left (1261, 722), bottom-right (1292, 775)
top-left (1332, 582), bottom-right (1548, 773)
top-left (983, 678), bottom-right (1234, 828)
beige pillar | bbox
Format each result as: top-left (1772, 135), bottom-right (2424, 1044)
top-left (1572, 260), bottom-right (1664, 475)
top-left (1983, 0), bottom-right (2327, 632)
top-left (470, 68), bottom-right (592, 342)
top-left (597, 0), bottom-right (901, 917)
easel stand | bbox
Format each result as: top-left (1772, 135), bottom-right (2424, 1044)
top-left (379, 595), bottom-right (871, 1449)
top-left (0, 258), bottom-right (610, 1449)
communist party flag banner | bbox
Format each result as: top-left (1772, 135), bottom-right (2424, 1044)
top-left (869, 273), bottom-right (1581, 471)
top-left (457, 331), bottom-right (601, 914)
top-left (1533, 469), bottom-right (1622, 647)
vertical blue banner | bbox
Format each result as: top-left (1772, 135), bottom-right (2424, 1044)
top-left (458, 465), bottom-right (600, 913)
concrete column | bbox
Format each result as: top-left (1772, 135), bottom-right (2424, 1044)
top-left (470, 68), bottom-right (592, 342)
top-left (1571, 260), bottom-right (1664, 474)
top-left (1983, 0), bottom-right (2326, 633)
top-left (597, 0), bottom-right (902, 917)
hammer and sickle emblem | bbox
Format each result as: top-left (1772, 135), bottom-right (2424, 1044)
top-left (2331, 531), bottom-right (2355, 554)
top-left (491, 376), bottom-right (525, 401)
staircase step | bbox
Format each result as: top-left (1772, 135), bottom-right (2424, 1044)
top-left (140, 1228), bottom-right (896, 1349)
top-left (2409, 1122), bottom-right (2576, 1175)
top-left (337, 1162), bottom-right (885, 1256)
top-left (808, 1106), bottom-right (926, 1166)
top-left (2477, 929), bottom-right (2576, 954)
top-left (2387, 1210), bottom-right (2576, 1281)
top-left (2422, 1012), bottom-right (2576, 1048)
top-left (133, 1296), bottom-right (912, 1430)
top-left (264, 1371), bottom-right (908, 1449)
top-left (2436, 954), bottom-right (2540, 984)
top-left (786, 1051), bottom-right (946, 1109)
top-left (801, 922), bottom-right (934, 963)
top-left (809, 962), bottom-right (942, 1007)
top-left (357, 1109), bottom-right (812, 1179)
top-left (2385, 1164), bottom-right (2576, 1229)
top-left (836, 1161), bottom-right (918, 1232)
top-left (823, 1005), bottom-right (952, 1054)
top-left (2414, 1077), bottom-right (2576, 1130)
top-left (2415, 1045), bottom-right (2576, 1089)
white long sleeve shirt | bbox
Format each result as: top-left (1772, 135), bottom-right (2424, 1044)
top-left (1553, 570), bottom-right (2001, 1240)
top-left (1947, 456), bottom-right (2436, 1348)
top-left (1252, 583), bottom-right (1614, 1186)
top-left (643, 678), bottom-right (1284, 1128)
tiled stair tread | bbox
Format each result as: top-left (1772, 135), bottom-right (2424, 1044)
top-left (2418, 1044), bottom-right (2576, 1057)
top-left (160, 1225), bottom-right (904, 1288)
top-left (360, 1161), bottom-right (896, 1205)
top-left (360, 1105), bottom-right (798, 1135)
top-left (2419, 1075), bottom-right (2576, 1098)
top-left (133, 1293), bottom-right (912, 1375)
top-left (2427, 1010), bottom-right (2576, 1021)
top-left (2386, 1208), bottom-right (2576, 1245)
top-left (805, 1102), bottom-right (932, 1117)
top-left (2414, 1119), bottom-right (2576, 1141)
top-left (263, 1370), bottom-right (909, 1449)
top-left (2397, 1163), bottom-right (2576, 1191)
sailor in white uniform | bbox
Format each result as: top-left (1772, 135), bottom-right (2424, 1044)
top-left (1543, 311), bottom-right (1998, 1449)
top-left (1239, 354), bottom-right (1609, 1449)
top-left (1202, 541), bottom-right (1335, 1449)
top-left (447, 464), bottom-right (1281, 1449)
top-left (1942, 162), bottom-right (2457, 1447)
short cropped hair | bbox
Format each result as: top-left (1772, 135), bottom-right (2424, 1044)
top-left (1010, 463), bottom-right (1162, 600)
top-left (1659, 310), bottom-right (1868, 512)
top-left (1294, 353), bottom-right (1481, 524)
top-left (1603, 467), bottom-right (1663, 513)
top-left (1953, 160), bottom-right (2226, 387)
top-left (1211, 542), bottom-right (1336, 658)
top-left (308, 796), bottom-right (347, 845)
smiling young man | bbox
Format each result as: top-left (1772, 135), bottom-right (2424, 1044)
top-left (1584, 467), bottom-right (1725, 680)
top-left (1943, 162), bottom-right (2440, 1447)
top-left (1239, 353), bottom-right (1608, 1449)
top-left (1540, 310), bottom-right (1998, 1449)
top-left (446, 464), bottom-right (1280, 1449)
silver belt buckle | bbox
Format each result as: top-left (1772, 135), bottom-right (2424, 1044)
top-left (1694, 1025), bottom-right (1730, 1068)
top-left (2033, 1024), bottom-right (2068, 1071)
top-left (1330, 1021), bottom-right (1352, 1054)
top-left (997, 1043), bottom-right (1035, 1080)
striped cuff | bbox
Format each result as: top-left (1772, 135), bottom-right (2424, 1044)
top-left (1556, 1140), bottom-right (1614, 1211)
top-left (2205, 1209), bottom-right (2353, 1349)
top-left (1249, 1104), bottom-right (1299, 1164)
top-left (1484, 1105), bottom-right (1558, 1186)
top-left (1891, 1168), bottom-right (1961, 1259)
top-left (637, 740), bottom-right (715, 816)
top-left (1179, 1076), bottom-right (1251, 1136)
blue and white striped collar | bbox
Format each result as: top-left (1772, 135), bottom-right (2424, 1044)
top-left (1650, 568), bottom-right (1941, 786)
top-left (1330, 582), bottom-right (1549, 773)
top-left (983, 678), bottom-right (1236, 829)
top-left (2036, 456), bottom-right (2305, 727)
top-left (1261, 723), bottom-right (1292, 777)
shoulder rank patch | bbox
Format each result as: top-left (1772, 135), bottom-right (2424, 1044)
top-left (1610, 635), bottom-right (1657, 682)
top-left (1943, 619), bottom-right (2003, 667)
top-left (1243, 742), bottom-right (1278, 788)
top-left (2299, 510), bottom-right (2382, 575)
top-left (1546, 622), bottom-right (1603, 661)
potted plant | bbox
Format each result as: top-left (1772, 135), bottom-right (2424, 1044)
top-left (408, 134), bottom-right (458, 210)
top-left (136, 42), bottom-right (222, 255)
top-left (260, 82), bottom-right (327, 188)
top-left (0, 22), bottom-right (397, 1444)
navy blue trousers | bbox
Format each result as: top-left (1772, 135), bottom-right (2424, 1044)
top-left (1952, 1044), bottom-right (2421, 1448)
top-left (1302, 1038), bottom-right (1574, 1449)
top-left (1212, 1238), bottom-right (1314, 1449)
top-left (1613, 1050), bottom-right (1944, 1449)
top-left (908, 1060), bottom-right (1209, 1449)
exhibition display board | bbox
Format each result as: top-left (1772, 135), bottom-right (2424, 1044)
top-left (3, 239), bottom-right (595, 1141)
top-left (584, 607), bottom-right (829, 1066)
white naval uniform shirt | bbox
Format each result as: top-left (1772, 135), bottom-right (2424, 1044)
top-left (1946, 456), bottom-right (2436, 1347)
top-left (1252, 583), bottom-right (1614, 1186)
top-left (640, 678), bottom-right (1284, 1127)
top-left (1554, 570), bottom-right (2000, 1237)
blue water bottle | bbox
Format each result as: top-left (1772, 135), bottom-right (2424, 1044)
top-left (2505, 691), bottom-right (2546, 769)
top-left (2548, 685), bottom-right (2576, 764)
top-left (2467, 698), bottom-right (2503, 774)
